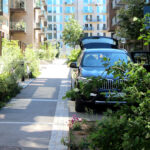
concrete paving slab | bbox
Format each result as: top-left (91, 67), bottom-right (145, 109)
top-left (0, 99), bottom-right (57, 123)
top-left (15, 78), bottom-right (61, 99)
top-left (0, 124), bottom-right (52, 150)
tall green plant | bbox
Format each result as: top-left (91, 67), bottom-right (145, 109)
top-left (37, 42), bottom-right (58, 61)
top-left (116, 0), bottom-right (145, 50)
top-left (67, 49), bottom-right (81, 65)
top-left (24, 45), bottom-right (40, 77)
top-left (62, 16), bottom-right (83, 48)
top-left (138, 13), bottom-right (150, 46)
top-left (2, 39), bottom-right (24, 80)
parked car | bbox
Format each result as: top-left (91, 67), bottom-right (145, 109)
top-left (70, 36), bottom-right (128, 112)
top-left (70, 48), bottom-right (130, 112)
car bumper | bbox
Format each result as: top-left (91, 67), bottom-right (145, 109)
top-left (89, 92), bottom-right (126, 104)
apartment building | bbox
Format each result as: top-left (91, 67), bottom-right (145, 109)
top-left (46, 0), bottom-right (109, 50)
top-left (106, 0), bottom-right (124, 38)
top-left (0, 0), bottom-right (47, 48)
top-left (107, 0), bottom-right (150, 38)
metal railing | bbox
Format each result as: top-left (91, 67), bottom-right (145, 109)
top-left (10, 21), bottom-right (26, 31)
top-left (10, 0), bottom-right (26, 9)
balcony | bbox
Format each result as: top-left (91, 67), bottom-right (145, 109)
top-left (10, 21), bottom-right (26, 33)
top-left (10, 0), bottom-right (26, 13)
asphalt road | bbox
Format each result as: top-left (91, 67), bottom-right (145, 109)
top-left (0, 59), bottom-right (103, 150)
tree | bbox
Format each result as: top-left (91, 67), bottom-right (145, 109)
top-left (62, 16), bottom-right (83, 48)
top-left (138, 13), bottom-right (150, 46)
top-left (116, 0), bottom-right (145, 50)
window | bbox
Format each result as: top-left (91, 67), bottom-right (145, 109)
top-left (47, 33), bottom-right (52, 39)
top-left (84, 33), bottom-right (88, 37)
top-left (48, 24), bottom-right (52, 30)
top-left (83, 0), bottom-right (92, 4)
top-left (53, 7), bottom-right (62, 13)
top-left (83, 6), bottom-right (93, 13)
top-left (84, 24), bottom-right (92, 30)
top-left (47, 0), bottom-right (62, 5)
top-left (97, 0), bottom-right (106, 5)
top-left (64, 0), bottom-right (74, 4)
top-left (47, 15), bottom-right (52, 22)
top-left (97, 6), bottom-right (106, 13)
top-left (47, 7), bottom-right (52, 13)
top-left (47, 0), bottom-right (52, 4)
top-left (53, 24), bottom-right (57, 30)
top-left (84, 15), bottom-right (92, 22)
top-left (57, 24), bottom-right (63, 31)
top-left (53, 16), bottom-right (56, 22)
top-left (97, 15), bottom-right (106, 22)
top-left (97, 24), bottom-right (107, 30)
top-left (65, 7), bottom-right (75, 13)
top-left (97, 24), bottom-right (99, 30)
top-left (103, 15), bottom-right (106, 22)
top-left (82, 52), bottom-right (129, 67)
top-left (65, 15), bottom-right (71, 21)
top-left (54, 33), bottom-right (57, 39)
top-left (56, 15), bottom-right (63, 22)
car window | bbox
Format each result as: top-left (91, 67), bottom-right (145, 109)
top-left (82, 52), bottom-right (130, 67)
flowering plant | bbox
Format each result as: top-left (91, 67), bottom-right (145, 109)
top-left (68, 115), bottom-right (82, 130)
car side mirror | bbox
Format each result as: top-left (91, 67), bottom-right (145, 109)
top-left (70, 62), bottom-right (78, 68)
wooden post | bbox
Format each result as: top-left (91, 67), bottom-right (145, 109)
top-left (0, 31), bottom-right (2, 56)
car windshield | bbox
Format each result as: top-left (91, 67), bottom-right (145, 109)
top-left (82, 52), bottom-right (130, 67)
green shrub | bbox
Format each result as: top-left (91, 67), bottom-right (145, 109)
top-left (37, 42), bottom-right (58, 61)
top-left (87, 62), bottom-right (150, 150)
top-left (2, 39), bottom-right (25, 80)
top-left (0, 39), bottom-right (40, 108)
top-left (66, 49), bottom-right (81, 65)
top-left (24, 45), bottom-right (40, 77)
top-left (0, 73), bottom-right (21, 108)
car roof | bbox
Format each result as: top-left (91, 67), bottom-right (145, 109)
top-left (83, 48), bottom-right (127, 53)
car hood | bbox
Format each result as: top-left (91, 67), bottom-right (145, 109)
top-left (81, 67), bottom-right (114, 79)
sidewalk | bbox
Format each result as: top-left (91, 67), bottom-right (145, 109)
top-left (0, 59), bottom-right (70, 150)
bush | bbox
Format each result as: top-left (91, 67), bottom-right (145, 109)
top-left (37, 42), bottom-right (58, 61)
top-left (66, 49), bottom-right (81, 65)
top-left (88, 62), bottom-right (150, 150)
top-left (0, 72), bottom-right (21, 108)
top-left (0, 39), bottom-right (40, 108)
top-left (24, 45), bottom-right (40, 77)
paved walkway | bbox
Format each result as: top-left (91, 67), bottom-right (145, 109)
top-left (0, 59), bottom-right (70, 150)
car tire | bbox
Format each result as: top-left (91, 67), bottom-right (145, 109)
top-left (75, 99), bottom-right (85, 112)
